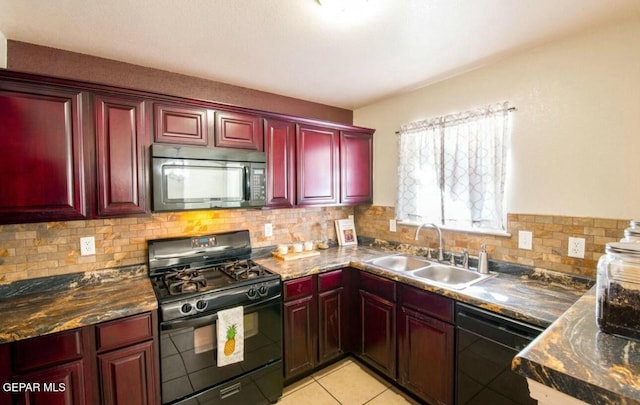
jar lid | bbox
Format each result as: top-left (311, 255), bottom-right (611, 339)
top-left (606, 242), bottom-right (640, 255)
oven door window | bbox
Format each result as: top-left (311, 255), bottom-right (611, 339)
top-left (160, 307), bottom-right (281, 404)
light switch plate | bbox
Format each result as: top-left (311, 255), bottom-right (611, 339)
top-left (518, 230), bottom-right (533, 250)
top-left (264, 223), bottom-right (273, 237)
top-left (389, 219), bottom-right (397, 232)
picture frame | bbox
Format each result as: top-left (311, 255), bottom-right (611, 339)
top-left (335, 218), bottom-right (358, 246)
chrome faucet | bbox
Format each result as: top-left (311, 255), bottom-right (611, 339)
top-left (414, 223), bottom-right (444, 262)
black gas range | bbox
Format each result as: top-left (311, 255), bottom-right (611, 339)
top-left (148, 230), bottom-right (283, 405)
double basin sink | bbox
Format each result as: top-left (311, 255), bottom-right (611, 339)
top-left (367, 254), bottom-right (494, 290)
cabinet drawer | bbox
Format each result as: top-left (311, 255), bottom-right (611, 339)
top-left (13, 329), bottom-right (83, 373)
top-left (318, 270), bottom-right (343, 292)
top-left (96, 312), bottom-right (153, 352)
top-left (283, 276), bottom-right (315, 301)
top-left (399, 284), bottom-right (454, 323)
top-left (359, 272), bottom-right (396, 302)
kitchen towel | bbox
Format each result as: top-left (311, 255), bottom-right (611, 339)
top-left (217, 306), bottom-right (244, 367)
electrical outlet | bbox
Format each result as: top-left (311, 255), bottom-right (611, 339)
top-left (348, 214), bottom-right (354, 221)
top-left (264, 223), bottom-right (273, 237)
top-left (389, 219), bottom-right (397, 232)
top-left (80, 236), bottom-right (95, 256)
top-left (568, 237), bottom-right (586, 259)
top-left (518, 230), bottom-right (533, 250)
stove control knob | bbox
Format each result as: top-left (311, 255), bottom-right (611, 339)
top-left (258, 286), bottom-right (268, 297)
top-left (247, 288), bottom-right (257, 299)
top-left (195, 300), bottom-right (208, 311)
top-left (181, 303), bottom-right (193, 314)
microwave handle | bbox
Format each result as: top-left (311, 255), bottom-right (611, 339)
top-left (244, 166), bottom-right (251, 201)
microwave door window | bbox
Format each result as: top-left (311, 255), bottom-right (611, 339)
top-left (164, 165), bottom-right (244, 203)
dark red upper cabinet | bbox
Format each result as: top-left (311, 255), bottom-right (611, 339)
top-left (94, 94), bottom-right (148, 217)
top-left (296, 124), bottom-right (340, 206)
top-left (215, 110), bottom-right (264, 151)
top-left (265, 119), bottom-right (296, 208)
top-left (153, 102), bottom-right (213, 146)
top-left (340, 131), bottom-right (373, 205)
top-left (0, 82), bottom-right (91, 224)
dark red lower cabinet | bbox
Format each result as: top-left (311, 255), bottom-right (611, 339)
top-left (13, 360), bottom-right (87, 405)
top-left (398, 284), bottom-right (455, 405)
top-left (98, 340), bottom-right (156, 405)
top-left (359, 290), bottom-right (397, 378)
top-left (283, 269), bottom-right (349, 382)
top-left (398, 306), bottom-right (454, 405)
top-left (283, 295), bottom-right (317, 379)
top-left (1, 312), bottom-right (158, 405)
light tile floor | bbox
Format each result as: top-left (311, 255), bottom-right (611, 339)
top-left (278, 357), bottom-right (419, 405)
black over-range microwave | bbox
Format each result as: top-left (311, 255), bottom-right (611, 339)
top-left (151, 144), bottom-right (266, 212)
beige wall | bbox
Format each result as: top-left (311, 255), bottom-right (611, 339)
top-left (354, 17), bottom-right (640, 219)
top-left (0, 31), bottom-right (6, 68)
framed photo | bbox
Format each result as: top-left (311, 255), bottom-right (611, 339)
top-left (335, 218), bottom-right (358, 246)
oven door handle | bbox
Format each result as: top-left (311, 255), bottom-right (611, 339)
top-left (160, 294), bottom-right (281, 331)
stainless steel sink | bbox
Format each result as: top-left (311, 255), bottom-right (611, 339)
top-left (368, 255), bottom-right (431, 272)
top-left (410, 264), bottom-right (494, 289)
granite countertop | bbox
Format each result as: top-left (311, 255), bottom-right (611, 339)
top-left (3, 244), bottom-right (634, 403)
top-left (254, 245), bottom-right (591, 328)
top-left (513, 287), bottom-right (640, 405)
top-left (0, 265), bottom-right (157, 344)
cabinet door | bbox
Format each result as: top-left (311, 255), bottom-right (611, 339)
top-left (13, 360), bottom-right (87, 405)
top-left (215, 110), bottom-right (264, 151)
top-left (264, 119), bottom-right (296, 207)
top-left (98, 340), bottom-right (157, 405)
top-left (359, 290), bottom-right (396, 378)
top-left (340, 131), bottom-right (373, 204)
top-left (0, 344), bottom-right (11, 405)
top-left (296, 124), bottom-right (339, 206)
top-left (153, 102), bottom-right (213, 146)
top-left (0, 82), bottom-right (90, 224)
top-left (398, 306), bottom-right (454, 405)
top-left (318, 287), bottom-right (345, 363)
top-left (283, 295), bottom-right (317, 380)
top-left (94, 94), bottom-right (148, 217)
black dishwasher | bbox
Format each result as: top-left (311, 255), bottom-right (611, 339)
top-left (456, 303), bottom-right (543, 405)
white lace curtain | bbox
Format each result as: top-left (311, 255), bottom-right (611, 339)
top-left (396, 102), bottom-right (512, 231)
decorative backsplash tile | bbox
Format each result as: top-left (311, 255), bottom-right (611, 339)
top-left (0, 204), bottom-right (627, 284)
top-left (355, 206), bottom-right (628, 278)
top-left (0, 207), bottom-right (353, 284)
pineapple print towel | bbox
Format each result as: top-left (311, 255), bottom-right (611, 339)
top-left (217, 306), bottom-right (244, 366)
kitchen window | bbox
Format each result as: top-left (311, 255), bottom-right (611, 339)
top-left (396, 102), bottom-right (513, 232)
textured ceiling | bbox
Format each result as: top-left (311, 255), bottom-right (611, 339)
top-left (0, 0), bottom-right (638, 109)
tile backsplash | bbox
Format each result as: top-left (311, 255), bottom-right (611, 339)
top-left (355, 206), bottom-right (628, 278)
top-left (0, 204), bottom-right (628, 284)
top-left (0, 207), bottom-right (353, 284)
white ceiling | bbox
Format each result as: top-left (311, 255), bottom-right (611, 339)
top-left (0, 0), bottom-right (638, 109)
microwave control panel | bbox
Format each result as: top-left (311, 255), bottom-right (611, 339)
top-left (250, 168), bottom-right (266, 200)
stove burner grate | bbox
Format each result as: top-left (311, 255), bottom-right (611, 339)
top-left (219, 260), bottom-right (266, 281)
top-left (164, 268), bottom-right (207, 295)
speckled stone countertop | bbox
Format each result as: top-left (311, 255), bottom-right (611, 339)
top-left (0, 265), bottom-right (157, 344)
top-left (254, 245), bottom-right (592, 328)
top-left (513, 287), bottom-right (640, 404)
